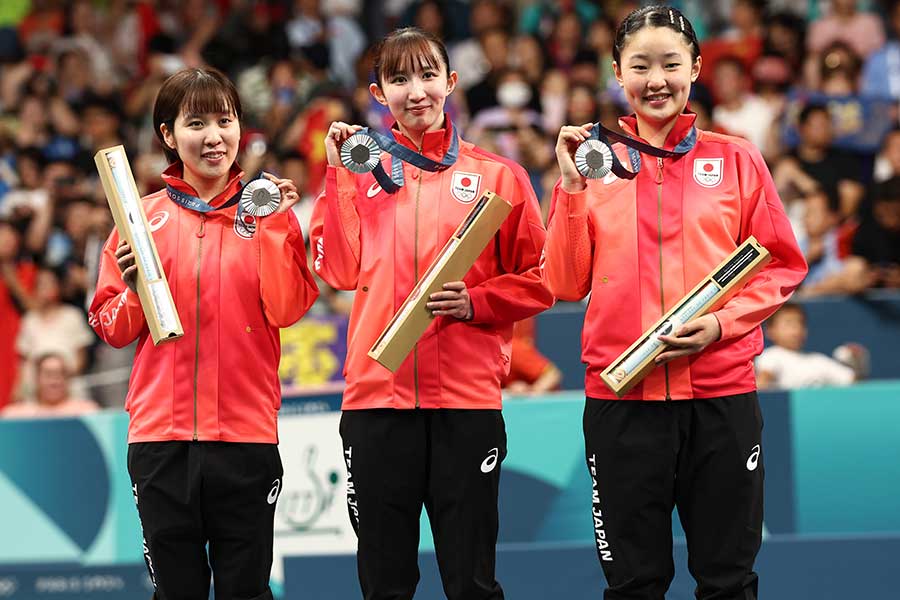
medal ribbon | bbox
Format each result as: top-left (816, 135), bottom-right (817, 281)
top-left (587, 121), bottom-right (697, 180)
top-left (166, 173), bottom-right (267, 214)
top-left (359, 122), bottom-right (460, 194)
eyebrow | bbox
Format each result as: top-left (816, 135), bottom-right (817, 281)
top-left (628, 52), bottom-right (684, 60)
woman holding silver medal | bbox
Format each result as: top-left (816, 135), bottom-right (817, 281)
top-left (310, 27), bottom-right (553, 600)
top-left (89, 67), bottom-right (318, 600)
top-left (543, 6), bottom-right (807, 600)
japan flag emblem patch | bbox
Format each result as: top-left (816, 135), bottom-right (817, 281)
top-left (450, 172), bottom-right (482, 203)
top-left (693, 158), bottom-right (723, 188)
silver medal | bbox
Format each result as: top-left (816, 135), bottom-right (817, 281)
top-left (240, 179), bottom-right (281, 217)
top-left (340, 133), bottom-right (382, 174)
top-left (574, 139), bottom-right (613, 179)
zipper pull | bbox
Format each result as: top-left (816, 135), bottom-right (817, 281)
top-left (196, 215), bottom-right (206, 238)
top-left (656, 157), bottom-right (664, 184)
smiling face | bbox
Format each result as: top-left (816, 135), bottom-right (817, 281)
top-left (613, 26), bottom-right (700, 139)
top-left (160, 104), bottom-right (240, 190)
top-left (370, 41), bottom-right (458, 142)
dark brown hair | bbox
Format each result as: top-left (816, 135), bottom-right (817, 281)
top-left (152, 67), bottom-right (242, 163)
top-left (372, 27), bottom-right (450, 86)
top-left (613, 5), bottom-right (701, 65)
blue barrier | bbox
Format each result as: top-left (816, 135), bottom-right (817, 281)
top-left (537, 292), bottom-right (900, 388)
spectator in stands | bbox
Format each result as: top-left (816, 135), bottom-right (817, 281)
top-left (816, 41), bottom-right (862, 95)
top-left (0, 219), bottom-right (36, 410)
top-left (774, 103), bottom-right (865, 221)
top-left (756, 303), bottom-right (862, 388)
top-left (711, 55), bottom-right (777, 153)
top-left (845, 176), bottom-right (900, 289)
top-left (807, 0), bottom-right (885, 60)
top-left (2, 352), bottom-right (98, 418)
top-left (502, 318), bottom-right (562, 395)
top-left (795, 190), bottom-right (847, 295)
top-left (699, 0), bottom-right (765, 88)
top-left (874, 127), bottom-right (900, 183)
top-left (15, 265), bottom-right (93, 401)
top-left (862, 0), bottom-right (900, 99)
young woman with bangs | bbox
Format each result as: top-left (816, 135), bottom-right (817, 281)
top-left (543, 6), bottom-right (807, 600)
top-left (310, 27), bottom-right (553, 600)
top-left (90, 67), bottom-right (318, 600)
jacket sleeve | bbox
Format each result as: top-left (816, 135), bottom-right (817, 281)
top-left (309, 165), bottom-right (362, 290)
top-left (87, 228), bottom-right (148, 348)
top-left (258, 209), bottom-right (319, 327)
top-left (540, 179), bottom-right (594, 301)
top-left (712, 145), bottom-right (808, 341)
top-left (467, 164), bottom-right (555, 325)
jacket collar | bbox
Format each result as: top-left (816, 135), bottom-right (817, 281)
top-left (618, 112), bottom-right (697, 152)
top-left (161, 162), bottom-right (245, 208)
top-left (390, 114), bottom-right (455, 162)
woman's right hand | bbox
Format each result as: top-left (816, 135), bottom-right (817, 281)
top-left (324, 121), bottom-right (364, 167)
top-left (115, 239), bottom-right (138, 293)
top-left (555, 123), bottom-right (593, 193)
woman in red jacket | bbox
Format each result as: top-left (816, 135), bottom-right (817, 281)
top-left (543, 6), bottom-right (807, 600)
top-left (310, 28), bottom-right (553, 600)
top-left (89, 67), bottom-right (318, 600)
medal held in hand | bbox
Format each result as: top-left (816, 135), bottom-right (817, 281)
top-left (575, 139), bottom-right (613, 179)
top-left (240, 179), bottom-right (281, 217)
top-left (341, 133), bottom-right (382, 174)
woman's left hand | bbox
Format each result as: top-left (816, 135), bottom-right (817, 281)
top-left (655, 314), bottom-right (721, 365)
top-left (427, 281), bottom-right (473, 320)
top-left (263, 172), bottom-right (302, 213)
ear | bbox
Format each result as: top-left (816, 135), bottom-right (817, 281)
top-left (159, 122), bottom-right (177, 152)
top-left (613, 61), bottom-right (624, 87)
top-left (446, 70), bottom-right (459, 95)
top-left (691, 56), bottom-right (702, 83)
top-left (369, 82), bottom-right (387, 106)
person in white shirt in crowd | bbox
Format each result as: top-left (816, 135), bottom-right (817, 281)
top-left (756, 303), bottom-right (867, 389)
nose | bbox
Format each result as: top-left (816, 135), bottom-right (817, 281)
top-left (204, 127), bottom-right (223, 146)
top-left (647, 65), bottom-right (666, 89)
top-left (409, 76), bottom-right (427, 100)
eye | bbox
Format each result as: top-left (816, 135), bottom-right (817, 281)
top-left (187, 120), bottom-right (203, 128)
top-left (631, 65), bottom-right (648, 72)
top-left (666, 63), bottom-right (681, 69)
top-left (422, 70), bottom-right (437, 79)
top-left (390, 75), bottom-right (407, 84)
top-left (219, 117), bottom-right (233, 126)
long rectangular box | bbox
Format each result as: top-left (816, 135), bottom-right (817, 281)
top-left (95, 145), bottom-right (183, 345)
top-left (368, 190), bottom-right (512, 372)
top-left (600, 236), bottom-right (771, 397)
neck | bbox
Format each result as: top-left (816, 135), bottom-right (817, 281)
top-left (183, 169), bottom-right (228, 202)
top-left (398, 114), bottom-right (446, 150)
top-left (635, 115), bottom-right (678, 148)
top-left (798, 144), bottom-right (826, 162)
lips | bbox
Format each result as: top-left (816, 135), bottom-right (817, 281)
top-left (202, 151), bottom-right (226, 161)
top-left (407, 105), bottom-right (430, 115)
top-left (645, 93), bottom-right (671, 105)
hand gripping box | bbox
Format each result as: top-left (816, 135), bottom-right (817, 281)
top-left (368, 190), bottom-right (512, 372)
top-left (601, 236), bottom-right (770, 397)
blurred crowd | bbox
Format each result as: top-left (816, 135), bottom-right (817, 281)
top-left (2, 0), bottom-right (899, 412)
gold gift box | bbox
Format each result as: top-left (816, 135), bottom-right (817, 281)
top-left (601, 236), bottom-right (771, 397)
top-left (369, 190), bottom-right (513, 372)
top-left (95, 145), bottom-right (183, 345)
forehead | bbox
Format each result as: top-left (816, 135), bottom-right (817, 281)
top-left (620, 26), bottom-right (692, 59)
top-left (380, 39), bottom-right (444, 78)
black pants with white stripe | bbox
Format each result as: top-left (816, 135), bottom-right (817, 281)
top-left (127, 441), bottom-right (283, 600)
top-left (583, 392), bottom-right (763, 600)
top-left (340, 408), bottom-right (507, 600)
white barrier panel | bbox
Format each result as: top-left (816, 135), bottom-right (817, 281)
top-left (272, 412), bottom-right (355, 584)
